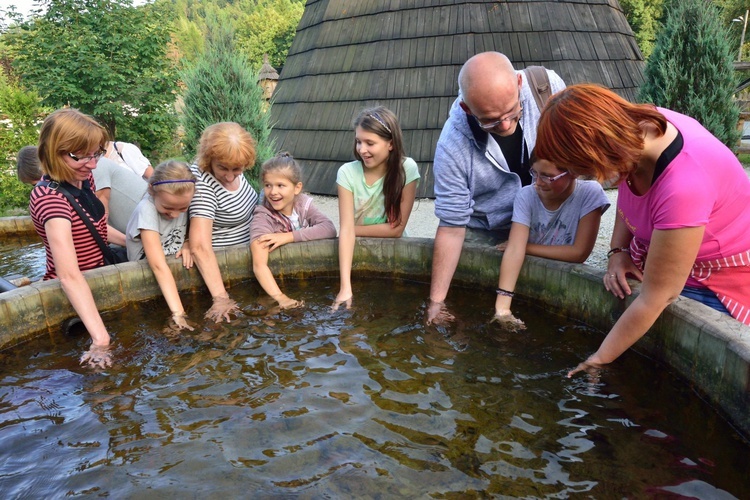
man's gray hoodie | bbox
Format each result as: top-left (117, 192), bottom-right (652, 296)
top-left (433, 68), bottom-right (566, 231)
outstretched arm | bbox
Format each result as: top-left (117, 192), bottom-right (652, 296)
top-left (429, 225), bottom-right (466, 304)
top-left (189, 216), bottom-right (239, 322)
top-left (494, 222), bottom-right (529, 328)
top-left (141, 229), bottom-right (192, 330)
top-left (569, 226), bottom-right (704, 377)
top-left (334, 186), bottom-right (356, 309)
top-left (251, 238), bottom-right (302, 308)
top-left (47, 218), bottom-right (111, 367)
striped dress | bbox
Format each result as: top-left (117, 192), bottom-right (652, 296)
top-left (189, 165), bottom-right (258, 247)
top-left (29, 175), bottom-right (107, 280)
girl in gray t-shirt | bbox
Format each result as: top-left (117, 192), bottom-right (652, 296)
top-left (126, 160), bottom-right (196, 331)
top-left (493, 156), bottom-right (610, 329)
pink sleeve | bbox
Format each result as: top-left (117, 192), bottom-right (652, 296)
top-left (293, 202), bottom-right (337, 242)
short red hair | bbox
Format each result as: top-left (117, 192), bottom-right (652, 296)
top-left (535, 84), bottom-right (667, 183)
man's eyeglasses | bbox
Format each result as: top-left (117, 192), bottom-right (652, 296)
top-left (477, 106), bottom-right (524, 130)
top-left (475, 90), bottom-right (523, 130)
top-left (530, 169), bottom-right (569, 184)
top-left (68, 150), bottom-right (104, 163)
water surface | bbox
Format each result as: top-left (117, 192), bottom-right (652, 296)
top-left (0, 279), bottom-right (747, 497)
top-left (0, 235), bottom-right (45, 282)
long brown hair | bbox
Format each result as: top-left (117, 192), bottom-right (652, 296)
top-left (535, 84), bottom-right (667, 182)
top-left (352, 106), bottom-right (406, 225)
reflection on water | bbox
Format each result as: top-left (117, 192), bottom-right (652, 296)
top-left (0, 235), bottom-right (45, 282)
top-left (0, 279), bottom-right (747, 497)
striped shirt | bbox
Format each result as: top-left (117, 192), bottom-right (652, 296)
top-left (189, 164), bottom-right (258, 247)
top-left (29, 175), bottom-right (107, 280)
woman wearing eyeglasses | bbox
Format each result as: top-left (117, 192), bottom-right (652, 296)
top-left (534, 84), bottom-right (750, 377)
top-left (493, 151), bottom-right (610, 329)
top-left (29, 108), bottom-right (112, 368)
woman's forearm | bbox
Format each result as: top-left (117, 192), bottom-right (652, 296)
top-left (354, 222), bottom-right (406, 238)
top-left (59, 274), bottom-right (110, 346)
top-left (191, 242), bottom-right (228, 298)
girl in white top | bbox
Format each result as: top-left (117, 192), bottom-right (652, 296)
top-left (126, 160), bottom-right (196, 331)
top-left (494, 153), bottom-right (609, 329)
top-left (334, 106), bottom-right (420, 309)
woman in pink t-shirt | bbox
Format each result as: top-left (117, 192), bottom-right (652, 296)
top-left (535, 84), bottom-right (750, 377)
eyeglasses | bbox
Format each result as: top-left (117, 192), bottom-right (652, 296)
top-left (68, 150), bottom-right (104, 163)
top-left (530, 169), bottom-right (569, 184)
top-left (474, 90), bottom-right (523, 130)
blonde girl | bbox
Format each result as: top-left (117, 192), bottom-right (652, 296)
top-left (333, 106), bottom-right (420, 309)
top-left (126, 160), bottom-right (196, 330)
top-left (494, 152), bottom-right (609, 329)
top-left (250, 153), bottom-right (336, 309)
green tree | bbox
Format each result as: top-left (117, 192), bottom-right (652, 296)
top-left (619, 0), bottom-right (664, 59)
top-left (639, 0), bottom-right (740, 147)
top-left (235, 0), bottom-right (304, 68)
top-left (0, 73), bottom-right (49, 212)
top-left (180, 15), bottom-right (275, 185)
top-left (4, 0), bottom-right (179, 160)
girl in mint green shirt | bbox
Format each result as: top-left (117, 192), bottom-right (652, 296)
top-left (333, 106), bottom-right (420, 309)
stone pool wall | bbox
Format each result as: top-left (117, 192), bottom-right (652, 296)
top-left (1, 220), bottom-right (749, 438)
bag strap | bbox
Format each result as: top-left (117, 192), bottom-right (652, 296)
top-left (112, 141), bottom-right (127, 163)
top-left (523, 66), bottom-right (552, 112)
top-left (37, 178), bottom-right (116, 265)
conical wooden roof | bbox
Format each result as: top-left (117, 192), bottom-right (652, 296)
top-left (270, 0), bottom-right (644, 196)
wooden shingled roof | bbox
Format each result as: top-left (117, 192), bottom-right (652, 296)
top-left (270, 0), bottom-right (645, 197)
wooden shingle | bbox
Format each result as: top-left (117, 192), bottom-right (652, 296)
top-left (270, 0), bottom-right (644, 196)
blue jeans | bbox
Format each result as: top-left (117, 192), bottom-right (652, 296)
top-left (681, 286), bottom-right (730, 315)
top-left (464, 227), bottom-right (510, 246)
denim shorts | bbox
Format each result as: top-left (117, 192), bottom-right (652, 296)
top-left (680, 285), bottom-right (730, 315)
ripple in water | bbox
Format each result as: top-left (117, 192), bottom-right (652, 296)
top-left (0, 278), bottom-right (747, 497)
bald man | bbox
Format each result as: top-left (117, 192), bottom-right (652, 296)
top-left (428, 52), bottom-right (566, 323)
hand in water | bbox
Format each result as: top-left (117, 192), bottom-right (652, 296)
top-left (274, 293), bottom-right (304, 310)
top-left (567, 358), bottom-right (604, 379)
top-left (425, 300), bottom-right (455, 326)
top-left (205, 295), bottom-right (241, 323)
top-left (80, 344), bottom-right (112, 369)
top-left (332, 291), bottom-right (352, 311)
top-left (491, 310), bottom-right (526, 332)
top-left (169, 312), bottom-right (195, 331)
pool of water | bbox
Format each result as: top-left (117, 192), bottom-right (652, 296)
top-left (0, 235), bottom-right (45, 282)
top-left (0, 278), bottom-right (747, 497)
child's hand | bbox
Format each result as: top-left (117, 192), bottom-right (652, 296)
top-left (332, 291), bottom-right (353, 311)
top-left (491, 310), bottom-right (526, 332)
top-left (273, 293), bottom-right (304, 310)
top-left (258, 233), bottom-right (293, 252)
top-left (177, 245), bottom-right (193, 268)
top-left (170, 312), bottom-right (195, 331)
top-left (496, 241), bottom-right (509, 252)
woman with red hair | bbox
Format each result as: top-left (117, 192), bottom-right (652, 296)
top-left (535, 84), bottom-right (750, 377)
